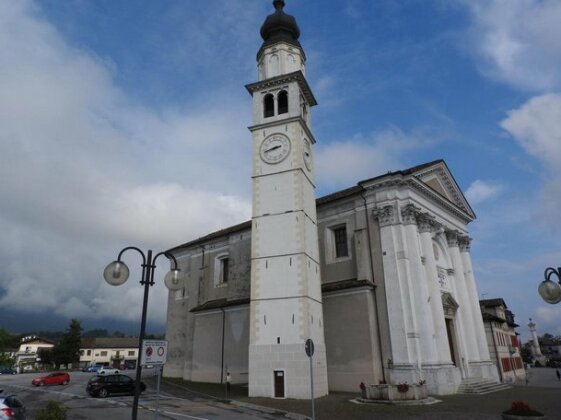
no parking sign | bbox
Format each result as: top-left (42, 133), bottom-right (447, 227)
top-left (141, 340), bottom-right (168, 366)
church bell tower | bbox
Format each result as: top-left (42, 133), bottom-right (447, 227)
top-left (246, 0), bottom-right (329, 398)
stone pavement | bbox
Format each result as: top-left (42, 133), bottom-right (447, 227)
top-left (153, 367), bottom-right (561, 420)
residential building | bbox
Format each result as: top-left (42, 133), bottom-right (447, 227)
top-left (480, 299), bottom-right (525, 382)
top-left (80, 337), bottom-right (139, 369)
top-left (15, 336), bottom-right (54, 371)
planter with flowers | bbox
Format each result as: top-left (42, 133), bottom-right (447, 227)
top-left (361, 379), bottom-right (428, 401)
top-left (502, 401), bottom-right (546, 420)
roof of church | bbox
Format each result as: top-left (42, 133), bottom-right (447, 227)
top-left (168, 159), bottom-right (472, 253)
top-left (190, 279), bottom-right (375, 312)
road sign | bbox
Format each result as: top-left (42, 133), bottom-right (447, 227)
top-left (305, 338), bottom-right (315, 357)
top-left (141, 340), bottom-right (168, 366)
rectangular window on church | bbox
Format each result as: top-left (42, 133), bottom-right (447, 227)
top-left (221, 257), bottom-right (229, 283)
top-left (333, 226), bottom-right (348, 258)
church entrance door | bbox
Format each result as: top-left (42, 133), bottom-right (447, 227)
top-left (274, 370), bottom-right (285, 398)
top-left (445, 318), bottom-right (457, 366)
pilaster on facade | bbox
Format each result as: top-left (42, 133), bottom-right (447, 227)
top-left (459, 238), bottom-right (491, 361)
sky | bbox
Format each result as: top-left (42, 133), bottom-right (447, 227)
top-left (1, 0), bottom-right (560, 341)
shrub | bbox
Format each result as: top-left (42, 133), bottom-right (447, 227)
top-left (35, 401), bottom-right (67, 420)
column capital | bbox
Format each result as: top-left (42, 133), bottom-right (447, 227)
top-left (416, 213), bottom-right (438, 233)
top-left (458, 235), bottom-right (472, 252)
top-left (373, 205), bottom-right (396, 227)
top-left (445, 230), bottom-right (461, 247)
top-left (400, 203), bottom-right (421, 225)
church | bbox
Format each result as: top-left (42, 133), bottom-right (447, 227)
top-left (163, 1), bottom-right (499, 398)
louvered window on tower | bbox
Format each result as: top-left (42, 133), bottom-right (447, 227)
top-left (264, 94), bottom-right (274, 118)
top-left (278, 90), bottom-right (288, 114)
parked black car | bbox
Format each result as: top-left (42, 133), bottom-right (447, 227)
top-left (86, 374), bottom-right (146, 398)
top-left (0, 368), bottom-right (16, 375)
top-left (0, 390), bottom-right (26, 419)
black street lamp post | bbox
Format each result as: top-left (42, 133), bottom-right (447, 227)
top-left (103, 247), bottom-right (183, 420)
top-left (538, 267), bottom-right (561, 304)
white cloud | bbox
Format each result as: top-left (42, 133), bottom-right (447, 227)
top-left (535, 306), bottom-right (561, 336)
top-left (0, 1), bottom-right (251, 327)
top-left (315, 126), bottom-right (441, 190)
top-left (463, 0), bottom-right (561, 91)
top-left (465, 180), bottom-right (503, 205)
top-left (500, 93), bottom-right (561, 230)
top-left (501, 93), bottom-right (561, 166)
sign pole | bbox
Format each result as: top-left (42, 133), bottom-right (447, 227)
top-left (154, 365), bottom-right (162, 420)
top-left (309, 353), bottom-right (315, 420)
top-left (305, 339), bottom-right (315, 420)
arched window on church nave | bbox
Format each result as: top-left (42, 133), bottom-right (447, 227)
top-left (263, 93), bottom-right (274, 118)
top-left (278, 90), bottom-right (288, 114)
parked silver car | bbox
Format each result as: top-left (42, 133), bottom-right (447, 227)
top-left (0, 390), bottom-right (26, 419)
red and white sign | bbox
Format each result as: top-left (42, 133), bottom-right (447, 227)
top-left (141, 340), bottom-right (168, 366)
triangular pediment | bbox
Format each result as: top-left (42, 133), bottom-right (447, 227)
top-left (411, 160), bottom-right (475, 219)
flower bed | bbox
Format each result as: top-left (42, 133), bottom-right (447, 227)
top-left (502, 401), bottom-right (545, 419)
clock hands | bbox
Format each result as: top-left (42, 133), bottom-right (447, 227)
top-left (264, 145), bottom-right (282, 153)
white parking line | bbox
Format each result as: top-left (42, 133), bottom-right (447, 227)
top-left (160, 410), bottom-right (209, 420)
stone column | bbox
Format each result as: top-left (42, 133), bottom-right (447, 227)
top-left (445, 230), bottom-right (479, 366)
top-left (417, 214), bottom-right (452, 364)
top-left (401, 204), bottom-right (438, 365)
top-left (459, 237), bottom-right (491, 361)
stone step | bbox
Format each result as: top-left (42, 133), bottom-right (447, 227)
top-left (457, 377), bottom-right (511, 395)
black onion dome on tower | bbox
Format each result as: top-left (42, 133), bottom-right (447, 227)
top-left (258, 0), bottom-right (304, 59)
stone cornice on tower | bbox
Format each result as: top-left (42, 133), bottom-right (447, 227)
top-left (245, 70), bottom-right (317, 106)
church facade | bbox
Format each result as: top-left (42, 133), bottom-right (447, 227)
top-left (163, 1), bottom-right (499, 397)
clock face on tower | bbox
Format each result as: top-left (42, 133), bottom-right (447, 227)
top-left (260, 134), bottom-right (291, 164)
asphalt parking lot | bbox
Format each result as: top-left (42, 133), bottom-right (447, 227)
top-left (2, 367), bottom-right (560, 419)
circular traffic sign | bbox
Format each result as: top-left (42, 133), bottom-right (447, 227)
top-left (146, 346), bottom-right (153, 357)
top-left (157, 346), bottom-right (165, 357)
top-left (305, 338), bottom-right (314, 357)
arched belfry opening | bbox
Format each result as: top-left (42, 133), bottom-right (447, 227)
top-left (278, 90), bottom-right (288, 114)
top-left (264, 93), bottom-right (274, 118)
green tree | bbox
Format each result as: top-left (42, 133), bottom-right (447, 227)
top-left (52, 319), bottom-right (82, 367)
top-left (521, 342), bottom-right (533, 365)
top-left (0, 329), bottom-right (18, 367)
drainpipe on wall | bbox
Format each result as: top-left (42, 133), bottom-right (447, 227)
top-left (220, 307), bottom-right (226, 384)
top-left (361, 189), bottom-right (386, 384)
top-left (489, 321), bottom-right (503, 382)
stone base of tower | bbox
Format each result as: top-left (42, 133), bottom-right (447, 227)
top-left (248, 343), bottom-right (329, 399)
